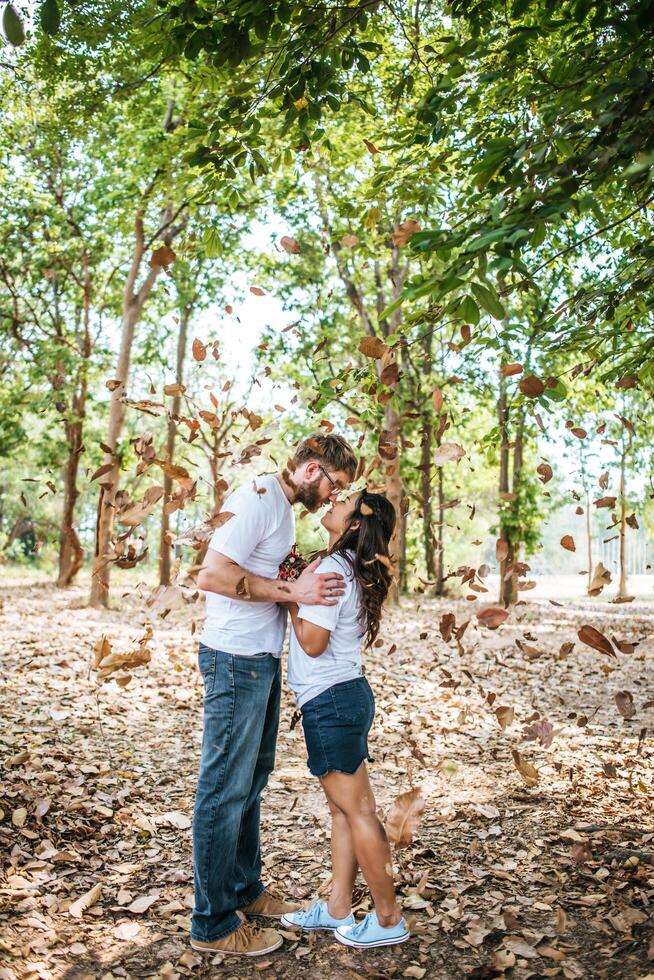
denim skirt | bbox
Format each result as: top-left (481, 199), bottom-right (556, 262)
top-left (300, 676), bottom-right (375, 778)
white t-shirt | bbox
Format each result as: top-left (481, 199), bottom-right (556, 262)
top-left (287, 552), bottom-right (364, 708)
top-left (200, 475), bottom-right (295, 657)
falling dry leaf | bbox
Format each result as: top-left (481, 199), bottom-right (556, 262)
top-left (439, 612), bottom-right (456, 643)
top-left (560, 535), bottom-right (576, 552)
top-left (358, 336), bottom-right (388, 358)
top-left (501, 363), bottom-right (523, 377)
top-left (615, 691), bottom-right (636, 719)
top-left (522, 719), bottom-right (554, 748)
top-left (192, 338), bottom-right (207, 362)
top-left (577, 624), bottom-right (616, 658)
top-left (519, 374), bottom-right (545, 397)
top-left (432, 388), bottom-right (444, 412)
top-left (280, 235), bottom-right (301, 254)
top-left (496, 538), bottom-right (509, 562)
top-left (385, 788), bottom-right (425, 847)
top-left (434, 442), bottom-right (465, 466)
top-left (511, 750), bottom-right (539, 786)
top-left (391, 219), bottom-right (421, 247)
top-left (588, 562), bottom-right (611, 595)
top-left (477, 606), bottom-right (508, 630)
top-left (495, 705), bottom-right (515, 730)
top-left (90, 462), bottom-right (115, 483)
top-left (380, 361), bottom-right (399, 386)
top-left (149, 244), bottom-right (176, 269)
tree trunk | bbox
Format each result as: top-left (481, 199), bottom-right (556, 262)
top-left (90, 300), bottom-right (143, 607)
top-left (4, 516), bottom-right (32, 552)
top-left (419, 325), bottom-right (436, 585)
top-left (434, 337), bottom-right (446, 596)
top-left (505, 406), bottom-right (525, 606)
top-left (159, 306), bottom-right (190, 585)
top-left (420, 409), bottom-right (436, 580)
top-left (497, 365), bottom-right (515, 607)
top-left (384, 403), bottom-right (404, 606)
top-left (89, 198), bottom-right (184, 607)
top-left (57, 420), bottom-right (85, 586)
top-left (618, 444), bottom-right (628, 597)
top-left (585, 490), bottom-right (593, 591)
top-left (57, 260), bottom-right (92, 587)
top-left (435, 462), bottom-right (445, 596)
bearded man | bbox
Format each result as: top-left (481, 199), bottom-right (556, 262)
top-left (191, 433), bottom-right (358, 956)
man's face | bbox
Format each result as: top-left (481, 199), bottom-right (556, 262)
top-left (294, 460), bottom-right (351, 512)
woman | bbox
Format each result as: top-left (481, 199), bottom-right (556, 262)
top-left (280, 490), bottom-right (410, 949)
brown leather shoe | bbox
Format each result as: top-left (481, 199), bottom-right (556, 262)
top-left (190, 922), bottom-right (282, 956)
top-left (242, 890), bottom-right (301, 919)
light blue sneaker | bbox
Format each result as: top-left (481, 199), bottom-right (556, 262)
top-left (281, 899), bottom-right (354, 932)
top-left (334, 909), bottom-right (410, 948)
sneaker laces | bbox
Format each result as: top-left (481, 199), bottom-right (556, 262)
top-left (237, 922), bottom-right (266, 940)
top-left (349, 911), bottom-right (374, 938)
top-left (294, 900), bottom-right (325, 927)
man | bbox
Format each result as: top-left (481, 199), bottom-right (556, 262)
top-left (191, 433), bottom-right (358, 956)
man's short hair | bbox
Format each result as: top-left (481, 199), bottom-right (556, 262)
top-left (293, 432), bottom-right (358, 480)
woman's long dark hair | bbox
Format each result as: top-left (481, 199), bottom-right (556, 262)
top-left (328, 491), bottom-right (396, 648)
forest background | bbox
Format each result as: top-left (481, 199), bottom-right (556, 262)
top-left (1, 3), bottom-right (654, 979)
top-left (1, 0), bottom-right (653, 609)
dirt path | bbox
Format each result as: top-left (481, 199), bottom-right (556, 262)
top-left (0, 581), bottom-right (652, 979)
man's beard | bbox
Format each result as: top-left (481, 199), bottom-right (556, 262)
top-left (293, 478), bottom-right (324, 512)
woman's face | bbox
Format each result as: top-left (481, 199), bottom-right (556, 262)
top-left (321, 491), bottom-right (361, 536)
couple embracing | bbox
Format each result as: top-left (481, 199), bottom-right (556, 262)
top-left (191, 433), bottom-right (410, 957)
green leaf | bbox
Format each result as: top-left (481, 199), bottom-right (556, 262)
top-left (40, 0), bottom-right (61, 36)
top-left (202, 228), bottom-right (222, 259)
top-left (471, 282), bottom-right (506, 320)
top-left (378, 293), bottom-right (404, 320)
top-left (3, 3), bottom-right (25, 46)
top-left (459, 296), bottom-right (480, 325)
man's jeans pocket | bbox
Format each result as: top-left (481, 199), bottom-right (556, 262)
top-left (198, 644), bottom-right (216, 695)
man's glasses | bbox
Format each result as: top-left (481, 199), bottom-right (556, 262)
top-left (319, 465), bottom-right (342, 496)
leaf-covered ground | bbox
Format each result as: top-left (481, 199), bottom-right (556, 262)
top-left (1, 579), bottom-right (653, 980)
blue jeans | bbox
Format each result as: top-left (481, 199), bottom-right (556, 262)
top-left (192, 644), bottom-right (281, 942)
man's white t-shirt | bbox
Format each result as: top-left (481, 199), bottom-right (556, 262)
top-left (287, 552), bottom-right (364, 708)
top-left (200, 475), bottom-right (295, 657)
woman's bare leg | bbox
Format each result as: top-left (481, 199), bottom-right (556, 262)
top-left (320, 764), bottom-right (401, 927)
top-left (323, 795), bottom-right (357, 919)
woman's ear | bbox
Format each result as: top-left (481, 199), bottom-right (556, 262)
top-left (349, 520), bottom-right (361, 532)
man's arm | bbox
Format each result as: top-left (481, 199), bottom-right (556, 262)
top-left (197, 552), bottom-right (344, 606)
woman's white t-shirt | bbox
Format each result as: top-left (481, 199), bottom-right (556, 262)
top-left (287, 551), bottom-right (364, 708)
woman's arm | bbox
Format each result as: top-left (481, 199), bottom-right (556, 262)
top-left (287, 602), bottom-right (331, 658)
